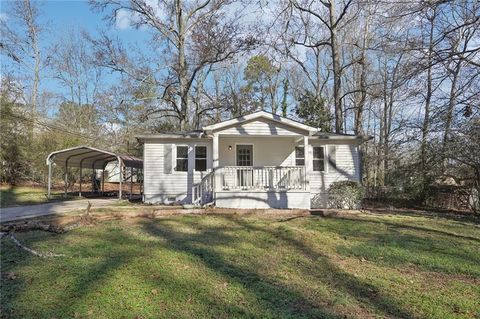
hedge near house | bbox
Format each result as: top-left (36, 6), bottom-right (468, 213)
top-left (328, 181), bottom-right (365, 209)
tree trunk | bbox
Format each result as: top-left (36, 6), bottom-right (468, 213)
top-left (354, 15), bottom-right (370, 135)
top-left (176, 0), bottom-right (188, 130)
top-left (26, 0), bottom-right (40, 117)
top-left (421, 9), bottom-right (436, 194)
top-left (329, 0), bottom-right (343, 133)
top-left (442, 62), bottom-right (461, 158)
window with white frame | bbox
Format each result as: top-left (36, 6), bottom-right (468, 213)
top-left (175, 146), bottom-right (188, 171)
top-left (295, 146), bottom-right (305, 166)
top-left (313, 146), bottom-right (325, 171)
top-left (195, 146), bottom-right (207, 171)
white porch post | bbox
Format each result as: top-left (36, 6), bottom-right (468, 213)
top-left (303, 135), bottom-right (310, 190)
top-left (212, 133), bottom-right (219, 192)
top-left (212, 133), bottom-right (219, 168)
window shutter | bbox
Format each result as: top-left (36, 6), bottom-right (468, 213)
top-left (328, 145), bottom-right (337, 171)
top-left (164, 144), bottom-right (173, 174)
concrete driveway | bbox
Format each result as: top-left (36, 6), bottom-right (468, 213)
top-left (0, 198), bottom-right (118, 222)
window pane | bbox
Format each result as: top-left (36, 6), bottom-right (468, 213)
top-left (195, 159), bottom-right (207, 171)
top-left (236, 145), bottom-right (253, 166)
top-left (296, 159), bottom-right (305, 166)
top-left (177, 146), bottom-right (188, 158)
top-left (295, 146), bottom-right (304, 158)
top-left (176, 159), bottom-right (188, 171)
top-left (195, 146), bottom-right (207, 158)
top-left (313, 147), bottom-right (324, 159)
top-left (313, 159), bottom-right (325, 171)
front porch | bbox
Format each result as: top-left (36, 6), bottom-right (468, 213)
top-left (193, 115), bottom-right (315, 209)
top-left (192, 165), bottom-right (310, 209)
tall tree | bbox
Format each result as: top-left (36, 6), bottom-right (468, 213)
top-left (90, 0), bottom-right (256, 130)
top-left (287, 0), bottom-right (356, 133)
top-left (243, 55), bottom-right (281, 113)
top-left (295, 91), bottom-right (331, 131)
top-left (0, 0), bottom-right (45, 116)
top-left (50, 29), bottom-right (102, 106)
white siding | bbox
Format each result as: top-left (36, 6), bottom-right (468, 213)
top-left (308, 142), bottom-right (361, 208)
top-left (142, 136), bottom-right (362, 208)
top-left (218, 137), bottom-right (297, 167)
top-left (215, 191), bottom-right (311, 209)
top-left (143, 139), bottom-right (212, 204)
top-left (217, 118), bottom-right (306, 136)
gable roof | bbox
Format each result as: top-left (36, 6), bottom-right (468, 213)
top-left (202, 110), bottom-right (319, 134)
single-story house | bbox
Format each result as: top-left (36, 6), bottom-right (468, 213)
top-left (136, 111), bottom-right (368, 209)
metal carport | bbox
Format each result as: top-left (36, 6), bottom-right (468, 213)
top-left (46, 146), bottom-right (143, 199)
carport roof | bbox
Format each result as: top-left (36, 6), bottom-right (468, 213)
top-left (46, 146), bottom-right (143, 169)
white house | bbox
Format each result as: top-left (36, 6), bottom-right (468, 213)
top-left (136, 111), bottom-right (368, 209)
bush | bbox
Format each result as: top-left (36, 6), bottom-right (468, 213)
top-left (328, 181), bottom-right (365, 209)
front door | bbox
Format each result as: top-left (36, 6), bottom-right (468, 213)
top-left (236, 145), bottom-right (253, 188)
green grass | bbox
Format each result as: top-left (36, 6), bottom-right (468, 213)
top-left (0, 186), bottom-right (75, 208)
top-left (1, 211), bottom-right (479, 318)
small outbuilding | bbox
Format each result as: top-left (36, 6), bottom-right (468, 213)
top-left (46, 146), bottom-right (143, 199)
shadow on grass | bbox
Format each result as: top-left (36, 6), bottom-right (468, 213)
top-left (365, 207), bottom-right (480, 225)
top-left (314, 213), bottom-right (480, 243)
top-left (1, 214), bottom-right (425, 318)
top-left (0, 185), bottom-right (77, 208)
top-left (140, 214), bottom-right (415, 318)
top-left (311, 215), bottom-right (480, 277)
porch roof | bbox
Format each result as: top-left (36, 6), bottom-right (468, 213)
top-left (312, 132), bottom-right (372, 141)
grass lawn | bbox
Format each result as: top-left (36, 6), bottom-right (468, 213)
top-left (1, 210), bottom-right (479, 318)
top-left (0, 186), bottom-right (75, 208)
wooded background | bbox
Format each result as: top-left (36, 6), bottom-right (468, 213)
top-left (1, 0), bottom-right (478, 210)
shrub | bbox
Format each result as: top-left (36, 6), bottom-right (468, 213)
top-left (328, 181), bottom-right (365, 209)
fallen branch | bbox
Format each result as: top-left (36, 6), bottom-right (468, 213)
top-left (1, 222), bottom-right (66, 234)
top-left (9, 233), bottom-right (64, 258)
top-left (63, 201), bottom-right (95, 231)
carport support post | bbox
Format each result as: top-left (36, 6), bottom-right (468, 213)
top-left (101, 168), bottom-right (105, 195)
top-left (118, 158), bottom-right (123, 199)
top-left (64, 161), bottom-right (68, 197)
top-left (79, 163), bottom-right (82, 197)
top-left (47, 159), bottom-right (52, 199)
top-left (129, 167), bottom-right (133, 200)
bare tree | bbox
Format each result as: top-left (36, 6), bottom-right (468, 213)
top-left (439, 1), bottom-right (479, 158)
top-left (0, 0), bottom-right (45, 115)
top-left (90, 0), bottom-right (256, 130)
top-left (286, 0), bottom-right (356, 133)
top-left (50, 29), bottom-right (103, 107)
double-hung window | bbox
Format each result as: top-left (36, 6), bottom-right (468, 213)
top-left (295, 146), bottom-right (305, 166)
top-left (313, 146), bottom-right (325, 172)
top-left (195, 146), bottom-right (207, 171)
top-left (175, 146), bottom-right (188, 172)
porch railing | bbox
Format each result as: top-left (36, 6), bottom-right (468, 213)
top-left (216, 166), bottom-right (306, 191)
top-left (192, 171), bottom-right (215, 206)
